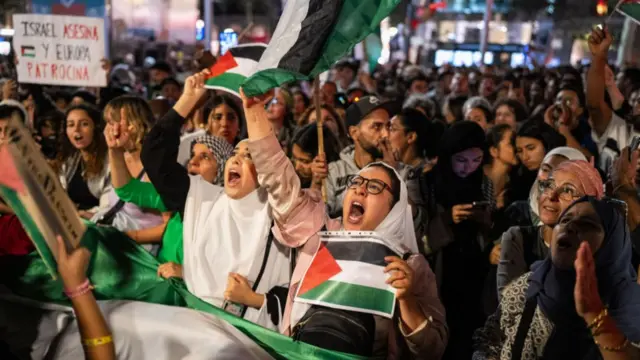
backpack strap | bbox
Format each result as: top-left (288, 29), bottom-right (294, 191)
top-left (240, 230), bottom-right (274, 318)
top-left (511, 297), bottom-right (537, 360)
top-left (97, 169), bottom-right (146, 225)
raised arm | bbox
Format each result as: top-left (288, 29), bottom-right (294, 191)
top-left (114, 178), bottom-right (168, 212)
top-left (141, 70), bottom-right (210, 214)
top-left (587, 27), bottom-right (614, 137)
top-left (104, 108), bottom-right (134, 189)
top-left (242, 88), bottom-right (326, 247)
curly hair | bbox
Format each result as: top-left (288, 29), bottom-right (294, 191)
top-left (56, 104), bottom-right (107, 180)
top-left (102, 96), bottom-right (153, 152)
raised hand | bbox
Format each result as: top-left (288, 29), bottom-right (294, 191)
top-left (104, 108), bottom-right (133, 150)
top-left (239, 87), bottom-right (274, 110)
top-left (574, 241), bottom-right (604, 318)
top-left (183, 69), bottom-right (210, 100)
top-left (56, 235), bottom-right (91, 288)
top-left (611, 147), bottom-right (639, 191)
top-left (588, 26), bottom-right (612, 59)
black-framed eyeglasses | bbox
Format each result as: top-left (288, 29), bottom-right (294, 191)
top-left (538, 179), bottom-right (583, 202)
top-left (347, 175), bottom-right (392, 195)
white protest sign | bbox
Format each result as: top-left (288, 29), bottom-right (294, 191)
top-left (12, 14), bottom-right (107, 87)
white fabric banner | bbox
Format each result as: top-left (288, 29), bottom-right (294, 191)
top-left (0, 297), bottom-right (274, 360)
top-left (12, 13), bottom-right (107, 87)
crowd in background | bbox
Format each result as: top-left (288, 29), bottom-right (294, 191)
top-left (1, 26), bottom-right (640, 360)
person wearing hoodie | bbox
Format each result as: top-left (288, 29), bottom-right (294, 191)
top-left (324, 96), bottom-right (396, 217)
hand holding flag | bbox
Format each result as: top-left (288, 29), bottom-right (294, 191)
top-left (384, 256), bottom-right (415, 300)
top-left (588, 26), bottom-right (613, 59)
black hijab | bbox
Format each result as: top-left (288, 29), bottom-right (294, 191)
top-left (436, 121), bottom-right (487, 208)
top-left (526, 197), bottom-right (640, 359)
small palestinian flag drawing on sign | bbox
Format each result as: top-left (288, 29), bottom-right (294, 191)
top-left (294, 232), bottom-right (402, 318)
top-left (204, 43), bottom-right (266, 97)
top-left (21, 46), bottom-right (35, 58)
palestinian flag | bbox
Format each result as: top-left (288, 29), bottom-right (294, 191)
top-left (205, 43), bottom-right (266, 97)
top-left (0, 113), bottom-right (84, 279)
top-left (21, 45), bottom-right (35, 58)
top-left (616, 0), bottom-right (640, 24)
top-left (241, 0), bottom-right (402, 96)
top-left (295, 232), bottom-right (401, 318)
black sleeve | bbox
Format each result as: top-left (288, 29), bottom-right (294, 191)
top-left (614, 100), bottom-right (633, 121)
top-left (265, 286), bottom-right (289, 326)
top-left (140, 109), bottom-right (190, 215)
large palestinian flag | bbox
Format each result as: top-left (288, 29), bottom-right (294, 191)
top-left (617, 0), bottom-right (640, 24)
top-left (205, 43), bottom-right (266, 97)
top-left (241, 0), bottom-right (402, 96)
top-left (295, 232), bottom-right (401, 318)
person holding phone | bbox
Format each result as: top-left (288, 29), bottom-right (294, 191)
top-left (427, 121), bottom-right (493, 359)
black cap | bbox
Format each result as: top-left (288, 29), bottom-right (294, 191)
top-left (345, 96), bottom-right (395, 128)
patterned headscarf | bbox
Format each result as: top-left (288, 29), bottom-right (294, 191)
top-left (190, 135), bottom-right (234, 185)
top-left (554, 160), bottom-right (604, 199)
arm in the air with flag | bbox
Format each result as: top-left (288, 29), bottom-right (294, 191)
top-left (141, 70), bottom-right (211, 216)
top-left (242, 88), bottom-right (327, 248)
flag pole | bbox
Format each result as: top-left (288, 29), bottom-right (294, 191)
top-left (606, 0), bottom-right (625, 25)
top-left (313, 76), bottom-right (327, 202)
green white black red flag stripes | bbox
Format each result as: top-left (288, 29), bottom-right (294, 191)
top-left (241, 0), bottom-right (401, 96)
top-left (205, 43), bottom-right (266, 97)
top-left (617, 0), bottom-right (640, 24)
top-left (294, 232), bottom-right (401, 318)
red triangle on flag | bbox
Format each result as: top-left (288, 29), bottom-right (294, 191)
top-left (297, 242), bottom-right (342, 296)
top-left (0, 145), bottom-right (25, 194)
top-left (209, 51), bottom-right (238, 78)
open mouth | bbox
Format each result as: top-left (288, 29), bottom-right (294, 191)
top-left (73, 134), bottom-right (84, 142)
top-left (542, 205), bottom-right (558, 214)
top-left (555, 234), bottom-right (576, 251)
top-left (227, 169), bottom-right (241, 186)
top-left (348, 201), bottom-right (365, 224)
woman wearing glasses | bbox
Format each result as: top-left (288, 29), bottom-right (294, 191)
top-left (242, 88), bottom-right (448, 358)
top-left (497, 157), bottom-right (603, 298)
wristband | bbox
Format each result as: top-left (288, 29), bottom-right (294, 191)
top-left (64, 279), bottom-right (94, 299)
top-left (82, 335), bottom-right (113, 347)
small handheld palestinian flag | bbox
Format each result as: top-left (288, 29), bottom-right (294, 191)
top-left (205, 43), bottom-right (266, 97)
top-left (0, 113), bottom-right (85, 279)
top-left (295, 231), bottom-right (403, 318)
top-left (241, 0), bottom-right (402, 96)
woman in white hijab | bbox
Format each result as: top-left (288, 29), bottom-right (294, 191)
top-left (241, 86), bottom-right (448, 359)
top-left (497, 147), bottom-right (587, 298)
top-left (139, 71), bottom-right (290, 330)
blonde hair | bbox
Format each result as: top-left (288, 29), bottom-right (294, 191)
top-left (103, 96), bottom-right (153, 151)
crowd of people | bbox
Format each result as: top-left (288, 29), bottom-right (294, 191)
top-left (1, 26), bottom-right (640, 359)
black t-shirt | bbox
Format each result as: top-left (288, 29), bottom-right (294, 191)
top-left (67, 167), bottom-right (99, 211)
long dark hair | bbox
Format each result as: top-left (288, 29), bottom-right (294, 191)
top-left (56, 104), bottom-right (107, 180)
top-left (300, 104), bottom-right (350, 148)
top-left (484, 123), bottom-right (512, 164)
top-left (204, 95), bottom-right (245, 137)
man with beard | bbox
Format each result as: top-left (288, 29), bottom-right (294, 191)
top-left (324, 96), bottom-right (395, 217)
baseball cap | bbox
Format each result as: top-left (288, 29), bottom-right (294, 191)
top-left (345, 96), bottom-right (395, 128)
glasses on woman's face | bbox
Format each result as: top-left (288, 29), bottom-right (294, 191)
top-left (538, 179), bottom-right (583, 201)
top-left (347, 175), bottom-right (392, 195)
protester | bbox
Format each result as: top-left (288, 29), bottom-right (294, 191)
top-left (242, 86), bottom-right (448, 359)
top-left (403, 93), bottom-right (437, 120)
top-left (483, 124), bottom-right (518, 211)
top-left (140, 70), bottom-right (291, 330)
top-left (325, 95), bottom-right (394, 217)
top-left (475, 197), bottom-right (640, 359)
top-left (292, 90), bottom-right (310, 124)
top-left (94, 96), bottom-right (164, 237)
top-left (442, 94), bottom-right (468, 124)
top-left (389, 108), bottom-right (437, 169)
top-left (464, 97), bottom-right (494, 131)
top-left (267, 88), bottom-right (296, 151)
top-left (290, 123), bottom-right (341, 190)
top-left (160, 78), bottom-right (182, 104)
top-left (493, 98), bottom-right (528, 129)
top-left (299, 104), bottom-right (350, 149)
top-left (498, 158), bottom-right (602, 296)
top-left (427, 121), bottom-right (492, 360)
top-left (55, 104), bottom-right (111, 219)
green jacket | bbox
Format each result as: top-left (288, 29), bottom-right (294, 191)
top-left (115, 179), bottom-right (183, 264)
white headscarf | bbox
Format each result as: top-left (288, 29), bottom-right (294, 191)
top-left (529, 147), bottom-right (587, 222)
top-left (357, 162), bottom-right (419, 255)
